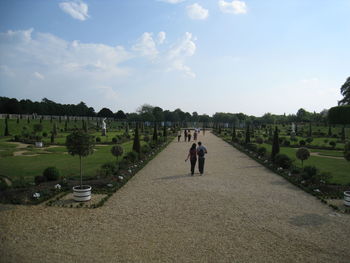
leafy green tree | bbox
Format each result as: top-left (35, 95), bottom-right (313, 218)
top-left (132, 123), bottom-right (141, 155)
top-left (271, 126), bottom-right (280, 161)
top-left (338, 76), bottom-right (350, 105)
top-left (296, 147), bottom-right (310, 167)
top-left (66, 130), bottom-right (95, 188)
top-left (328, 105), bottom-right (350, 125)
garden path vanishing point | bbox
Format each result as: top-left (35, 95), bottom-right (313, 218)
top-left (1, 131), bottom-right (350, 263)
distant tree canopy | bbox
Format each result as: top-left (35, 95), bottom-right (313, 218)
top-left (328, 105), bottom-right (350, 125)
top-left (338, 76), bottom-right (350, 106)
top-left (97, 107), bottom-right (114, 118)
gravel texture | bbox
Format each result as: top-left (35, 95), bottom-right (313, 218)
top-left (0, 131), bottom-right (349, 263)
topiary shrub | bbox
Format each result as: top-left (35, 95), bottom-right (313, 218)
top-left (283, 140), bottom-right (291, 146)
top-left (257, 146), bottom-right (267, 157)
top-left (112, 137), bottom-right (118, 144)
top-left (299, 140), bottom-right (306, 146)
top-left (296, 147), bottom-right (310, 167)
top-left (96, 137), bottom-right (101, 143)
top-left (141, 144), bottom-right (150, 154)
top-left (246, 143), bottom-right (258, 152)
top-left (329, 141), bottom-right (336, 148)
top-left (274, 154), bottom-right (293, 169)
top-left (301, 166), bottom-right (318, 181)
top-left (127, 151), bottom-right (138, 163)
top-left (111, 145), bottom-right (123, 161)
top-left (143, 135), bottom-right (150, 143)
top-left (100, 162), bottom-right (119, 177)
top-left (119, 158), bottom-right (129, 169)
top-left (255, 137), bottom-right (263, 144)
top-left (306, 137), bottom-right (313, 144)
top-left (43, 167), bottom-right (60, 181)
top-left (34, 175), bottom-right (47, 185)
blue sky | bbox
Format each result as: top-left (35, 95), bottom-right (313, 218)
top-left (0, 0), bottom-right (349, 116)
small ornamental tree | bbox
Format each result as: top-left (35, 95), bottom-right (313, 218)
top-left (296, 147), bottom-right (310, 167)
top-left (66, 130), bottom-right (95, 189)
top-left (271, 126), bottom-right (280, 162)
top-left (152, 123), bottom-right (158, 142)
top-left (328, 125), bottom-right (332, 137)
top-left (245, 124), bottom-right (251, 144)
top-left (33, 123), bottom-right (43, 141)
top-left (111, 145), bottom-right (123, 162)
top-left (341, 126), bottom-right (346, 141)
top-left (344, 142), bottom-right (350, 161)
top-left (132, 123), bottom-right (141, 155)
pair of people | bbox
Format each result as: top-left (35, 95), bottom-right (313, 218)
top-left (185, 141), bottom-right (207, 176)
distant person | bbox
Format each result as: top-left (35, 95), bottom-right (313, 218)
top-left (177, 130), bottom-right (181, 142)
top-left (188, 130), bottom-right (192, 142)
top-left (185, 143), bottom-right (197, 176)
top-left (197, 141), bottom-right (207, 175)
top-left (193, 130), bottom-right (198, 141)
top-left (184, 129), bottom-right (188, 142)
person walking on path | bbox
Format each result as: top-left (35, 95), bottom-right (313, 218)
top-left (197, 141), bottom-right (207, 175)
top-left (184, 129), bottom-right (188, 142)
top-left (187, 130), bottom-right (192, 142)
top-left (193, 130), bottom-right (198, 141)
top-left (177, 130), bottom-right (182, 142)
top-left (185, 143), bottom-right (197, 175)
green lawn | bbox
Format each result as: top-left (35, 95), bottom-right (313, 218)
top-left (0, 138), bottom-right (145, 183)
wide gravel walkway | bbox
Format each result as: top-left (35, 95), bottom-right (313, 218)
top-left (1, 131), bottom-right (349, 263)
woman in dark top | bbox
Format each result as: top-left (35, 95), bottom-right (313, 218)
top-left (185, 143), bottom-right (197, 176)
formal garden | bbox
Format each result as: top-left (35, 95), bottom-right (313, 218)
top-left (0, 116), bottom-right (177, 207)
top-left (212, 106), bottom-right (350, 213)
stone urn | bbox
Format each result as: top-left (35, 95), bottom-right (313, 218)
top-left (344, 191), bottom-right (350, 207)
top-left (73, 185), bottom-right (92, 202)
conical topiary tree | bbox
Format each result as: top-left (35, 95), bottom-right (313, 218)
top-left (132, 123), bottom-right (141, 155)
top-left (4, 116), bottom-right (9, 136)
top-left (271, 126), bottom-right (280, 162)
top-left (344, 142), bottom-right (350, 161)
top-left (152, 123), bottom-right (158, 142)
top-left (296, 147), bottom-right (310, 167)
top-left (328, 125), bottom-right (332, 137)
top-left (232, 124), bottom-right (236, 141)
top-left (341, 126), bottom-right (346, 141)
top-left (245, 124), bottom-right (251, 144)
top-left (163, 123), bottom-right (167, 138)
top-left (66, 130), bottom-right (95, 189)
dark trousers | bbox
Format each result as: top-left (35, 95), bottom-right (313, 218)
top-left (190, 158), bottom-right (197, 175)
top-left (198, 157), bottom-right (205, 174)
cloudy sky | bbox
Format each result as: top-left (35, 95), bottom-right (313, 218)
top-left (0, 0), bottom-right (349, 116)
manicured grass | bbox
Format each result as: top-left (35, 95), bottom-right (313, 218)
top-left (0, 139), bottom-right (146, 183)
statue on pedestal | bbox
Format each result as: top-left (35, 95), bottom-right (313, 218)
top-left (291, 122), bottom-right (296, 139)
top-left (102, 118), bottom-right (107, 136)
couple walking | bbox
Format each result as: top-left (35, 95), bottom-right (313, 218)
top-left (185, 141), bottom-right (207, 176)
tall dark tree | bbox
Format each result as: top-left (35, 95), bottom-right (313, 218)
top-left (4, 116), bottom-right (9, 136)
top-left (97, 107), bottom-right (114, 118)
top-left (328, 125), bottom-right (332, 137)
top-left (132, 123), bottom-right (141, 155)
top-left (338, 76), bottom-right (350, 105)
top-left (308, 123), bottom-right (312, 137)
top-left (341, 126), bottom-right (346, 141)
top-left (245, 124), bottom-right (251, 144)
top-left (152, 123), bottom-right (158, 142)
top-left (232, 124), bottom-right (236, 141)
top-left (163, 123), bottom-right (167, 138)
top-left (271, 126), bottom-right (280, 162)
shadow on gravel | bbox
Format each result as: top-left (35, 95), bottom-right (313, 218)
top-left (237, 165), bottom-right (261, 169)
top-left (289, 214), bottom-right (330, 227)
top-left (0, 205), bottom-right (16, 212)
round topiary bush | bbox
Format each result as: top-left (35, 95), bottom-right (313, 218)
top-left (96, 137), bottom-right (101, 143)
top-left (127, 151), bottom-right (138, 163)
top-left (329, 141), bottom-right (336, 148)
top-left (257, 146), bottom-right (267, 157)
top-left (141, 144), bottom-right (150, 154)
top-left (246, 143), bottom-right (258, 152)
top-left (299, 140), bottom-right (306, 146)
top-left (111, 145), bottom-right (123, 161)
top-left (296, 147), bottom-right (310, 167)
top-left (306, 137), bottom-right (313, 144)
top-left (43, 167), bottom-right (60, 181)
top-left (35, 175), bottom-right (47, 185)
top-left (301, 165), bottom-right (318, 181)
top-left (274, 154), bottom-right (293, 169)
top-left (112, 137), bottom-right (118, 144)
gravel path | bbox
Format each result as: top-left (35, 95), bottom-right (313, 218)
top-left (1, 132), bottom-right (349, 263)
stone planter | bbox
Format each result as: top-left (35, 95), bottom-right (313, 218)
top-left (344, 191), bottom-right (350, 207)
top-left (35, 142), bottom-right (43, 148)
top-left (73, 185), bottom-right (92, 202)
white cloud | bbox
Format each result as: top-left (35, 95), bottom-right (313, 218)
top-left (59, 0), bottom-right (89, 21)
top-left (159, 0), bottom-right (185, 4)
top-left (97, 86), bottom-right (118, 101)
top-left (167, 32), bottom-right (197, 77)
top-left (218, 0), bottom-right (247, 14)
top-left (157, 31), bottom-right (166, 45)
top-left (132, 32), bottom-right (158, 59)
top-left (187, 3), bottom-right (209, 20)
top-left (34, 72), bottom-right (44, 80)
